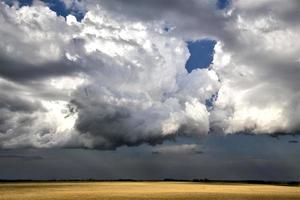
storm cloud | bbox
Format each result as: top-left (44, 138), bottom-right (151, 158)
top-left (0, 0), bottom-right (299, 150)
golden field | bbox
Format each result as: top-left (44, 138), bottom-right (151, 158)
top-left (0, 181), bottom-right (300, 200)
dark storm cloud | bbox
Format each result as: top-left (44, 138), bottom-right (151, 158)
top-left (0, 94), bottom-right (42, 113)
top-left (84, 0), bottom-right (231, 40)
top-left (234, 0), bottom-right (300, 27)
top-left (72, 99), bottom-right (175, 149)
top-left (97, 0), bottom-right (217, 20)
top-left (0, 55), bottom-right (81, 82)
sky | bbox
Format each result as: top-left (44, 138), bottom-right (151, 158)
top-left (0, 0), bottom-right (299, 181)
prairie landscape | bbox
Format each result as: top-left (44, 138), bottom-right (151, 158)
top-left (0, 182), bottom-right (300, 200)
top-left (1, 1), bottom-right (300, 200)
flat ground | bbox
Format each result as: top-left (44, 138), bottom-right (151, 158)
top-left (0, 182), bottom-right (300, 200)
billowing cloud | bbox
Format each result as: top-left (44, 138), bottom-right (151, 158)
top-left (0, 0), bottom-right (299, 150)
top-left (211, 0), bottom-right (300, 134)
top-left (65, 7), bottom-right (219, 149)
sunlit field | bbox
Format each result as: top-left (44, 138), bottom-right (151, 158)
top-left (0, 182), bottom-right (299, 200)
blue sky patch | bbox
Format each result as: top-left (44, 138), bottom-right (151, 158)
top-left (205, 92), bottom-right (218, 110)
top-left (4, 0), bottom-right (32, 7)
top-left (185, 39), bottom-right (216, 73)
top-left (42, 0), bottom-right (85, 21)
top-left (217, 0), bottom-right (231, 9)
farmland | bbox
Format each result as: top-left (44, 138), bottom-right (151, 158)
top-left (0, 181), bottom-right (299, 200)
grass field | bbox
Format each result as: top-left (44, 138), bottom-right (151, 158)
top-left (0, 182), bottom-right (299, 200)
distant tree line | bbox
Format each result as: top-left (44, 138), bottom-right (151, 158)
top-left (0, 179), bottom-right (299, 186)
